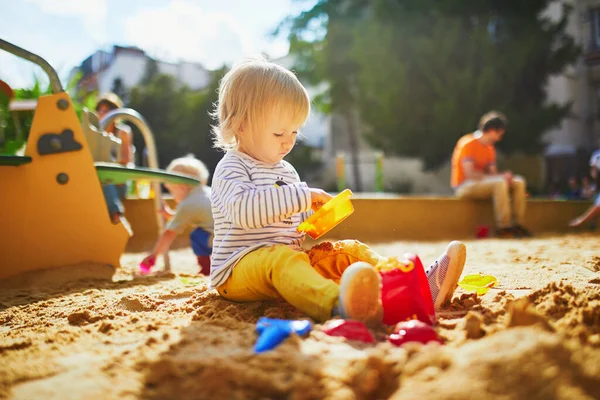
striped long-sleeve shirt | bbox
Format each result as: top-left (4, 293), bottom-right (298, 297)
top-left (209, 150), bottom-right (313, 287)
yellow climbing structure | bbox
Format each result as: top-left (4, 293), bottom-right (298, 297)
top-left (0, 92), bottom-right (130, 279)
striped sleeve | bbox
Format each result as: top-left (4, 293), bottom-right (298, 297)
top-left (287, 162), bottom-right (314, 223)
top-left (212, 162), bottom-right (312, 230)
top-left (300, 209), bottom-right (314, 223)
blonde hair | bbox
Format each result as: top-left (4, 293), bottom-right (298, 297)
top-left (96, 92), bottom-right (123, 111)
top-left (166, 154), bottom-right (209, 185)
top-left (211, 57), bottom-right (311, 150)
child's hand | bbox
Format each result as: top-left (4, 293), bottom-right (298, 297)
top-left (310, 188), bottom-right (333, 211)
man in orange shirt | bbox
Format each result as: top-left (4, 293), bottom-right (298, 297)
top-left (451, 111), bottom-right (531, 238)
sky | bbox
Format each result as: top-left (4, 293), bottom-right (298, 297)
top-left (0, 0), bottom-right (313, 88)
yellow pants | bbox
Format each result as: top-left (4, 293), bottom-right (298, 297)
top-left (216, 240), bottom-right (406, 322)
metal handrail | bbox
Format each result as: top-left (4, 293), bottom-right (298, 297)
top-left (100, 108), bottom-right (171, 270)
top-left (0, 38), bottom-right (63, 94)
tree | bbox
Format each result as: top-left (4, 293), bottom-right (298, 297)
top-left (278, 0), bottom-right (369, 190)
top-left (281, 0), bottom-right (579, 170)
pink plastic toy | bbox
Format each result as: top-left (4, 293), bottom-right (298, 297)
top-left (387, 320), bottom-right (442, 346)
top-left (139, 255), bottom-right (156, 274)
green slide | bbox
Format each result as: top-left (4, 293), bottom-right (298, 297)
top-left (95, 162), bottom-right (200, 185)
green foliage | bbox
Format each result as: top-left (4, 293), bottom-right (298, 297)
top-left (0, 76), bottom-right (52, 154)
top-left (282, 0), bottom-right (580, 170)
top-left (67, 70), bottom-right (97, 118)
top-left (0, 71), bottom-right (96, 154)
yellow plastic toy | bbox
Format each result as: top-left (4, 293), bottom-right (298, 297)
top-left (457, 274), bottom-right (498, 295)
top-left (297, 189), bottom-right (354, 239)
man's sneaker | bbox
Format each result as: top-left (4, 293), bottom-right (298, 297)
top-left (337, 262), bottom-right (383, 325)
top-left (513, 225), bottom-right (532, 238)
top-left (495, 227), bottom-right (516, 239)
top-left (425, 241), bottom-right (467, 309)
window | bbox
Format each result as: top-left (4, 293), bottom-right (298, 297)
top-left (595, 83), bottom-right (600, 118)
top-left (591, 9), bottom-right (600, 49)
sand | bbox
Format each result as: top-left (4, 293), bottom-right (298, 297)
top-left (1, 234), bottom-right (599, 400)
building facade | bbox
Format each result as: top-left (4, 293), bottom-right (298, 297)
top-left (544, 0), bottom-right (600, 184)
top-left (69, 45), bottom-right (210, 98)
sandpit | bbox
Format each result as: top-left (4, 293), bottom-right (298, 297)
top-left (1, 234), bottom-right (599, 399)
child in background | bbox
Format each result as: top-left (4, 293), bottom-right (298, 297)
top-left (141, 155), bottom-right (214, 275)
top-left (570, 150), bottom-right (600, 228)
top-left (565, 177), bottom-right (582, 200)
top-left (581, 176), bottom-right (596, 200)
top-left (209, 58), bottom-right (467, 324)
top-left (95, 93), bottom-right (134, 225)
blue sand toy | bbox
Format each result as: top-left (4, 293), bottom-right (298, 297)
top-left (254, 317), bottom-right (313, 353)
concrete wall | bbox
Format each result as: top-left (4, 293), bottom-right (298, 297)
top-left (319, 152), bottom-right (545, 195)
top-left (123, 196), bottom-right (595, 251)
top-left (315, 196), bottom-right (595, 243)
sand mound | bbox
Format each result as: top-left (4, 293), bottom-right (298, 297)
top-left (527, 282), bottom-right (600, 345)
top-left (392, 327), bottom-right (600, 400)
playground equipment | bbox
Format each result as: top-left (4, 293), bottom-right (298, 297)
top-left (0, 38), bottom-right (198, 280)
